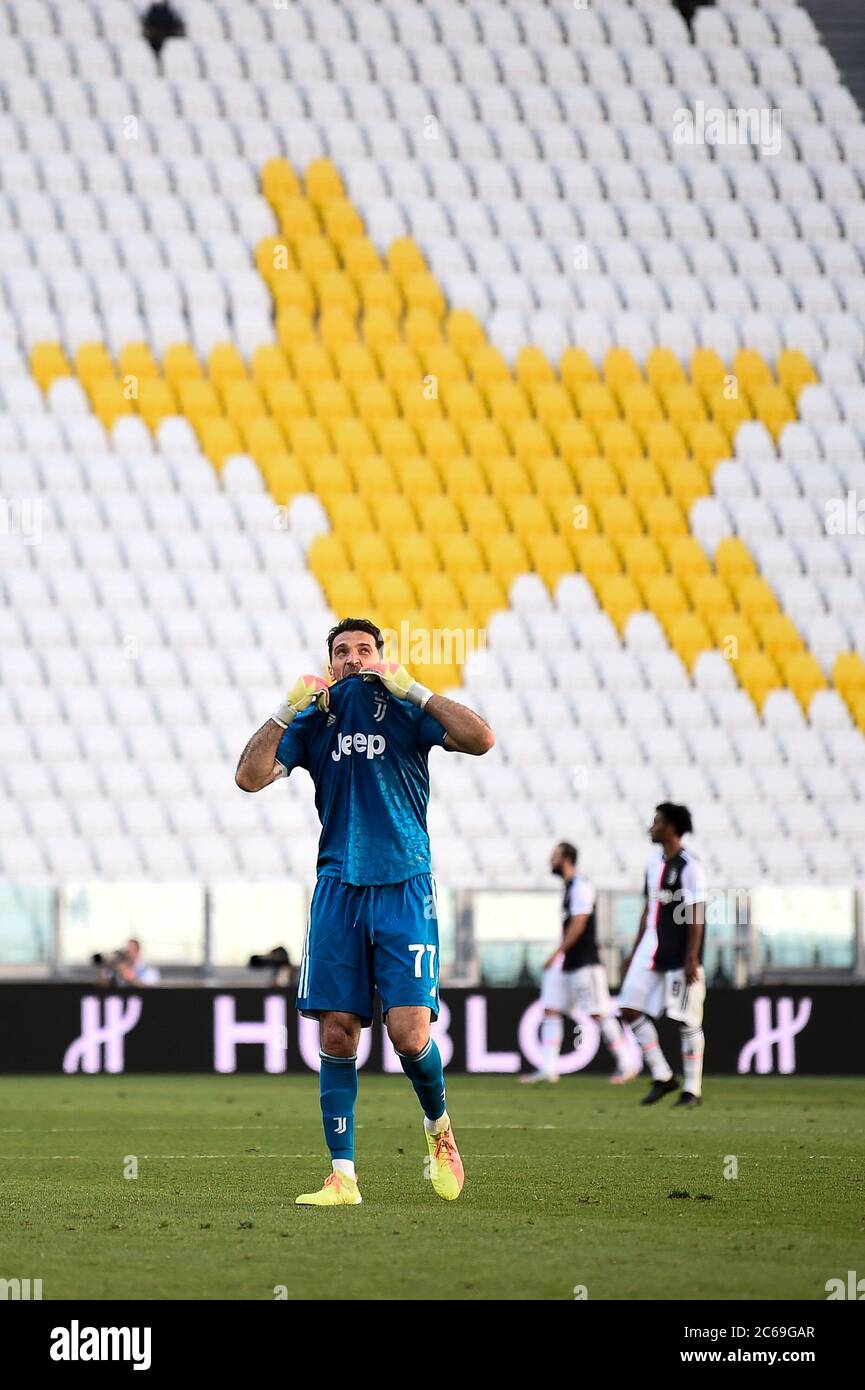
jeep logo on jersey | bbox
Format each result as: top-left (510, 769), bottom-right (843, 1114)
top-left (331, 732), bottom-right (387, 762)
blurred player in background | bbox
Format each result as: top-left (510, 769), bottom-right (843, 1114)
top-left (618, 804), bottom-right (707, 1108)
top-left (521, 842), bottom-right (637, 1085)
top-left (235, 618), bottom-right (494, 1205)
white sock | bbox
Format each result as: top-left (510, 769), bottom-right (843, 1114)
top-left (541, 1016), bottom-right (563, 1078)
top-left (332, 1159), bottom-right (356, 1179)
top-left (630, 1015), bottom-right (673, 1082)
top-left (424, 1110), bottom-right (449, 1136)
top-left (600, 1015), bottom-right (628, 1069)
top-left (681, 1027), bottom-right (705, 1097)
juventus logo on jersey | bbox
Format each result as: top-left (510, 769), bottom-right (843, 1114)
top-left (372, 691), bottom-right (388, 722)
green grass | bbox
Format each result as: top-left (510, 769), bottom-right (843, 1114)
top-left (0, 1076), bottom-right (861, 1300)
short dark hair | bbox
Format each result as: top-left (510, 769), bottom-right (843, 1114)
top-left (326, 618), bottom-right (384, 662)
top-left (556, 842), bottom-right (578, 865)
top-left (656, 802), bottom-right (693, 837)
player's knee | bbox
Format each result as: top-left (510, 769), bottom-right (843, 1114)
top-left (387, 1021), bottom-right (430, 1056)
top-left (320, 1016), bottom-right (359, 1057)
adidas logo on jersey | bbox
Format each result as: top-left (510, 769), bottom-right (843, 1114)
top-left (331, 732), bottom-right (387, 762)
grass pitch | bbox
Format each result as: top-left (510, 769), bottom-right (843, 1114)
top-left (0, 1075), bottom-right (861, 1301)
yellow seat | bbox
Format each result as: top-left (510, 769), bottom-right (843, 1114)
top-left (419, 496), bottom-right (463, 538)
top-left (645, 497), bottom-right (688, 543)
top-left (75, 342), bottom-right (115, 390)
top-left (446, 309), bottom-right (486, 357)
top-left (272, 271), bottom-right (316, 316)
top-left (623, 459), bottom-right (666, 510)
top-left (329, 493), bottom-right (374, 538)
top-left (347, 534), bottom-right (396, 579)
top-left (118, 342), bottom-right (158, 383)
top-left (396, 534), bottom-right (440, 579)
top-left (645, 421), bottom-right (687, 470)
top-left (261, 454), bottom-right (308, 504)
top-left (266, 380), bottom-right (310, 430)
top-left (223, 381), bottom-right (265, 428)
top-left (371, 494), bottom-right (418, 534)
top-left (354, 456), bottom-right (398, 502)
top-left (162, 343), bottom-right (202, 389)
top-left (342, 236), bottom-right (383, 278)
top-left (598, 574), bottom-right (643, 631)
top-left (487, 382), bottom-right (532, 433)
top-left (90, 378), bottom-right (133, 430)
top-left (304, 157), bottom-right (345, 204)
top-left (376, 419), bottom-right (420, 466)
top-left (469, 344), bottom-right (511, 389)
top-left (138, 380), bottom-right (176, 431)
top-left (403, 272), bottom-right (446, 319)
top-left (308, 534), bottom-right (351, 586)
top-left (576, 534), bottom-right (621, 584)
top-left (484, 534), bottom-right (530, 590)
top-left (275, 306), bottom-right (316, 353)
top-left (707, 613), bottom-right (759, 656)
top-left (601, 421), bottom-right (643, 470)
top-left (261, 157), bottom-right (302, 206)
top-left (714, 537), bottom-right (756, 585)
top-left (440, 456), bottom-right (486, 506)
top-left (400, 456), bottom-right (443, 500)
top-left (575, 382), bottom-right (619, 430)
top-left (245, 417), bottom-right (285, 464)
top-left (404, 307), bottom-right (443, 352)
top-left (577, 457), bottom-right (621, 505)
top-left (275, 196), bottom-right (320, 242)
top-left (359, 271), bottom-right (403, 319)
top-left (464, 496), bottom-right (509, 544)
top-left (422, 420), bottom-right (463, 468)
top-left (689, 574), bottom-right (736, 620)
top-left (256, 236), bottom-right (292, 284)
top-left (667, 614), bottom-right (713, 669)
top-left (465, 419), bottom-right (510, 466)
top-left (560, 347), bottom-right (599, 393)
top-left (290, 343), bottom-right (334, 387)
top-left (439, 534), bottom-right (485, 581)
top-left (419, 574), bottom-right (463, 625)
top-left (463, 573), bottom-right (507, 625)
top-left (422, 344), bottom-right (468, 387)
top-left (690, 422), bottom-right (730, 475)
top-left (354, 381), bottom-right (398, 429)
top-left (516, 346), bottom-right (555, 389)
top-left (645, 575), bottom-right (689, 619)
top-left (511, 420), bottom-right (553, 468)
top-left (733, 348), bottom-right (773, 398)
top-left (333, 420), bottom-right (375, 467)
top-left (399, 384), bottom-right (443, 432)
top-left (734, 574), bottom-right (780, 620)
top-left (440, 381), bottom-right (487, 430)
top-left (362, 307), bottom-right (401, 353)
top-left (251, 344), bottom-right (290, 389)
top-left (599, 496), bottom-right (643, 546)
top-left (198, 417), bottom-right (242, 469)
top-left (646, 347), bottom-right (686, 393)
top-left (779, 652), bottom-right (827, 706)
top-left (530, 382), bottom-right (575, 430)
top-left (603, 347), bottom-right (643, 396)
top-left (555, 420), bottom-right (599, 469)
top-left (335, 343), bottom-right (379, 387)
top-left (311, 457), bottom-right (353, 509)
top-left (553, 495), bottom-right (595, 552)
top-left (179, 380), bottom-right (221, 430)
top-left (690, 347), bottom-right (728, 401)
top-left (847, 692), bottom-right (865, 731)
top-left (753, 385), bottom-right (795, 440)
top-left (667, 459), bottom-right (711, 511)
top-left (755, 613), bottom-right (805, 658)
top-left (736, 651), bottom-right (782, 708)
top-left (328, 571), bottom-right (373, 615)
top-left (527, 535), bottom-right (573, 592)
top-left (832, 652), bottom-right (865, 696)
top-left (623, 536), bottom-right (666, 587)
top-left (319, 306), bottom-right (359, 353)
top-left (387, 237), bottom-right (427, 280)
top-left (311, 380), bottom-right (354, 423)
top-left (320, 198), bottom-right (364, 244)
top-left (666, 535), bottom-right (711, 580)
top-left (507, 496), bottom-right (553, 541)
top-left (620, 384), bottom-right (663, 436)
top-left (776, 349), bottom-right (817, 401)
top-left (706, 385), bottom-right (751, 437)
top-left (664, 384), bottom-right (708, 436)
top-left (289, 418), bottom-right (331, 467)
top-left (488, 457), bottom-right (532, 504)
top-left (532, 458), bottom-right (574, 503)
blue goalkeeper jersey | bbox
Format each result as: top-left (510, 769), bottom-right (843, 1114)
top-left (274, 674), bottom-right (447, 886)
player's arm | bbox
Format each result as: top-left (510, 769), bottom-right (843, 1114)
top-left (235, 719), bottom-right (288, 792)
top-left (235, 674), bottom-right (328, 792)
top-left (544, 913), bottom-right (588, 971)
top-left (362, 663), bottom-right (494, 754)
top-left (682, 860), bottom-right (707, 984)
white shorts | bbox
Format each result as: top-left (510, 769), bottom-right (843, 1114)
top-left (617, 962), bottom-right (706, 1028)
top-left (541, 962), bottom-right (613, 1018)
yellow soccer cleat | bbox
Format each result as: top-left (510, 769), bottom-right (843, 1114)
top-left (425, 1119), bottom-right (465, 1201)
top-left (295, 1171), bottom-right (362, 1206)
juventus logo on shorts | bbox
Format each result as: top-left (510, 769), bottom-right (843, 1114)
top-left (334, 1117), bottom-right (347, 1134)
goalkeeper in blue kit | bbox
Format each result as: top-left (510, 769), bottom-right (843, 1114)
top-left (236, 618), bottom-right (495, 1205)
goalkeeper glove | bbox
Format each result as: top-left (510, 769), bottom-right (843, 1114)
top-left (272, 674), bottom-right (330, 728)
top-left (362, 662), bottom-right (432, 709)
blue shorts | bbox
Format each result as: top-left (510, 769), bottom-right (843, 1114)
top-left (297, 873), bottom-right (440, 1028)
